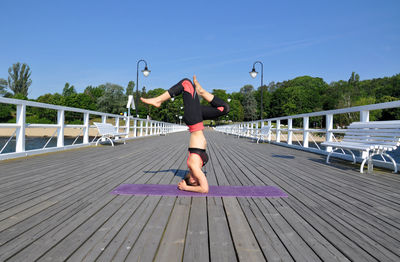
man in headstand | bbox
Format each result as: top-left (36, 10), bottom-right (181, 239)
top-left (141, 76), bottom-right (229, 193)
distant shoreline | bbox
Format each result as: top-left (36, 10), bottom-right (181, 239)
top-left (0, 128), bottom-right (104, 137)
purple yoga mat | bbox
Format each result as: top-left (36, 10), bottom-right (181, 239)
top-left (110, 184), bottom-right (288, 198)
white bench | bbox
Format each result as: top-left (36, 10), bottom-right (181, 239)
top-left (255, 126), bottom-right (272, 144)
top-left (94, 122), bottom-right (128, 146)
top-left (322, 120), bottom-right (400, 173)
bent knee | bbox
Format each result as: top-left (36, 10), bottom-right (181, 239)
top-left (223, 103), bottom-right (230, 114)
top-left (219, 103), bottom-right (230, 115)
top-left (179, 78), bottom-right (193, 85)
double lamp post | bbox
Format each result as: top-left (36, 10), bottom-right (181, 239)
top-left (134, 59), bottom-right (264, 122)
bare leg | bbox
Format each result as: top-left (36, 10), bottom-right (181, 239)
top-left (140, 91), bottom-right (171, 108)
top-left (193, 75), bottom-right (214, 102)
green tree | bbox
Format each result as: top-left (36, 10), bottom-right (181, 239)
top-left (62, 83), bottom-right (77, 97)
top-left (135, 86), bottom-right (148, 117)
top-left (126, 81), bottom-right (135, 96)
top-left (146, 88), bottom-right (170, 121)
top-left (84, 85), bottom-right (105, 101)
top-left (254, 85), bottom-right (271, 118)
top-left (240, 85), bottom-right (257, 121)
top-left (0, 78), bottom-right (8, 96)
top-left (0, 79), bottom-right (13, 121)
top-left (378, 95), bottom-right (400, 120)
top-left (64, 93), bottom-right (96, 123)
top-left (7, 63), bottom-right (32, 97)
top-left (227, 99), bottom-right (244, 122)
top-left (212, 89), bottom-right (228, 101)
top-left (33, 93), bottom-right (64, 123)
top-left (97, 83), bottom-right (126, 114)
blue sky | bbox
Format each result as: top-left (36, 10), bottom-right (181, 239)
top-left (1, 0), bottom-right (399, 99)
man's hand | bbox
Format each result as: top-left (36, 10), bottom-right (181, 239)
top-left (178, 180), bottom-right (187, 191)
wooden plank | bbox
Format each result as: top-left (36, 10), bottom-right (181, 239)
top-left (124, 196), bottom-right (176, 261)
top-left (65, 195), bottom-right (147, 262)
top-left (122, 147), bottom-right (188, 261)
top-left (237, 198), bottom-right (294, 262)
top-left (153, 197), bottom-right (191, 262)
top-left (207, 197), bottom-right (238, 262)
top-left (201, 149), bottom-right (237, 262)
top-left (222, 197), bottom-right (265, 262)
top-left (183, 197), bottom-right (209, 262)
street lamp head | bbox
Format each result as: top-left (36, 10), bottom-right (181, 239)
top-left (249, 67), bottom-right (258, 79)
top-left (227, 98), bottom-right (231, 103)
top-left (142, 66), bottom-right (151, 77)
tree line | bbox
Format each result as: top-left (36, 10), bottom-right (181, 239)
top-left (1, 62), bottom-right (399, 127)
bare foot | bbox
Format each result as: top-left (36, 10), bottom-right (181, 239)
top-left (140, 97), bottom-right (161, 108)
top-left (193, 75), bottom-right (205, 95)
top-left (193, 75), bottom-right (214, 102)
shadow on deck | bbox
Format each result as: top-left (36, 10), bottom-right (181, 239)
top-left (1, 131), bottom-right (400, 261)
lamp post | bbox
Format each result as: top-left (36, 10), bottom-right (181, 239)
top-left (249, 61), bottom-right (264, 120)
top-left (136, 59), bottom-right (151, 117)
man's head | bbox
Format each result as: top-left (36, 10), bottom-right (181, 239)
top-left (184, 172), bottom-right (199, 186)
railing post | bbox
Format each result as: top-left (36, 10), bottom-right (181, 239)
top-left (83, 113), bottom-right (89, 144)
top-left (145, 120), bottom-right (149, 136)
top-left (303, 116), bottom-right (309, 148)
top-left (57, 109), bottom-right (65, 147)
top-left (288, 118), bottom-right (293, 145)
top-left (101, 115), bottom-right (107, 141)
top-left (268, 121), bottom-right (272, 142)
top-left (360, 110), bottom-right (369, 122)
top-left (133, 119), bottom-right (137, 137)
top-left (150, 122), bottom-right (153, 135)
top-left (115, 117), bottom-right (120, 129)
top-left (325, 114), bottom-right (333, 152)
top-left (140, 120), bottom-right (144, 137)
top-left (16, 104), bottom-right (26, 152)
top-left (124, 116), bottom-right (129, 138)
top-left (276, 120), bottom-right (281, 142)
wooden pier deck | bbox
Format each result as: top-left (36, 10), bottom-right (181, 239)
top-left (1, 130), bottom-right (400, 262)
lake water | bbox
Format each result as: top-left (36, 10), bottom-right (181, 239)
top-left (0, 137), bottom-right (95, 154)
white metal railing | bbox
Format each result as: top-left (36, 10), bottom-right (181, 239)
top-left (0, 97), bottom-right (187, 160)
top-left (215, 100), bottom-right (400, 172)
